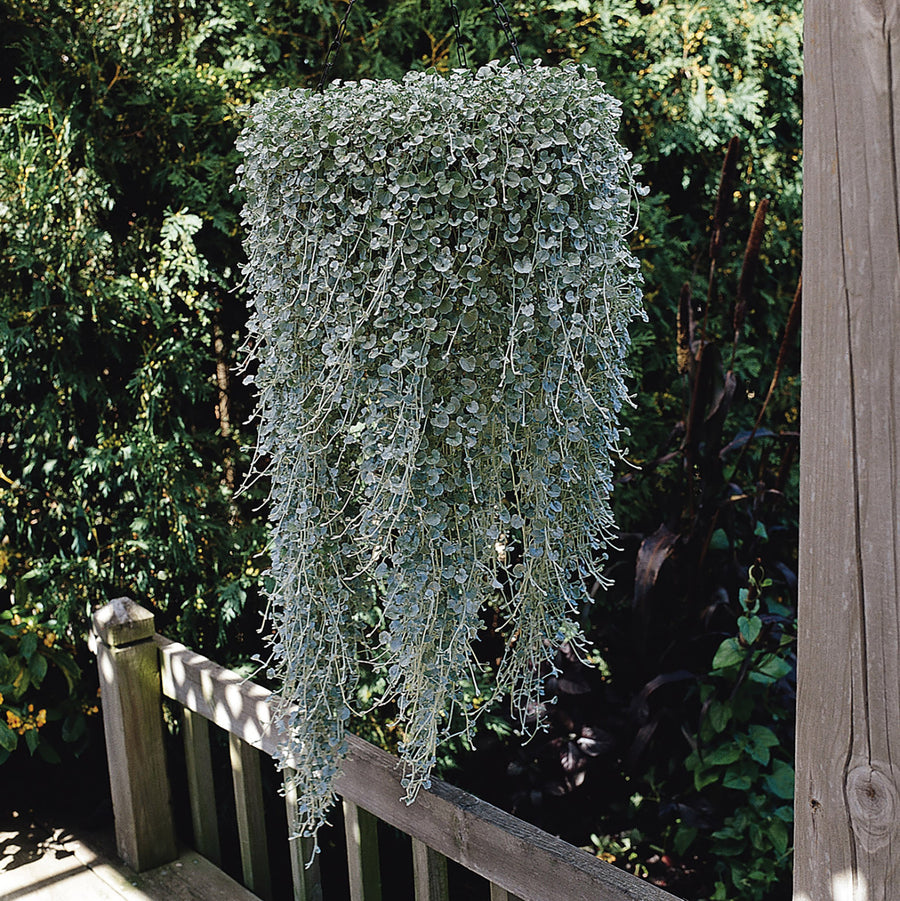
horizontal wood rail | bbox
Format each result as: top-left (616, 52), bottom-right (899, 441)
top-left (94, 599), bottom-right (682, 901)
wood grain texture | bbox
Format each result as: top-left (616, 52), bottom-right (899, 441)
top-left (336, 735), bottom-right (679, 901)
top-left (229, 734), bottom-right (273, 901)
top-left (343, 800), bottom-right (382, 901)
top-left (411, 838), bottom-right (450, 901)
top-left (156, 633), bottom-right (681, 901)
top-left (182, 707), bottom-right (221, 866)
top-left (798, 3), bottom-right (900, 900)
top-left (93, 606), bottom-right (177, 873)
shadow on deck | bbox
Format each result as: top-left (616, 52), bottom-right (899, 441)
top-left (0, 812), bottom-right (257, 901)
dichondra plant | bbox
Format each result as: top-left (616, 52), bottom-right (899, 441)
top-left (236, 60), bottom-right (646, 843)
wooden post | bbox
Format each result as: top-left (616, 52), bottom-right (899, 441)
top-left (798, 3), bottom-right (900, 900)
top-left (92, 598), bottom-right (178, 872)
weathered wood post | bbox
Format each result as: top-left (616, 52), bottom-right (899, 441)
top-left (798, 2), bottom-right (900, 899)
top-left (92, 597), bottom-right (178, 872)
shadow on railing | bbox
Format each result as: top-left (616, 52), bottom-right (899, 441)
top-left (91, 597), bottom-right (683, 901)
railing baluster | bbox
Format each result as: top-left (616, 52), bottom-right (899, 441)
top-left (229, 733), bottom-right (273, 901)
top-left (284, 767), bottom-right (323, 901)
top-left (182, 708), bottom-right (221, 866)
top-left (343, 799), bottom-right (382, 901)
top-left (412, 839), bottom-right (450, 901)
top-left (152, 629), bottom-right (683, 900)
top-left (490, 884), bottom-right (525, 901)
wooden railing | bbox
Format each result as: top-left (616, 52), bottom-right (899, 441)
top-left (91, 597), bottom-right (682, 901)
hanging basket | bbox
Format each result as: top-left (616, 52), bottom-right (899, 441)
top-left (236, 60), bottom-right (645, 842)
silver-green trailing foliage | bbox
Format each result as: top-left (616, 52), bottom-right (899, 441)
top-left (236, 60), bottom-right (646, 842)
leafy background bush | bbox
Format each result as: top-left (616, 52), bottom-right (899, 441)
top-left (0, 2), bottom-right (801, 898)
top-left (0, 601), bottom-right (98, 764)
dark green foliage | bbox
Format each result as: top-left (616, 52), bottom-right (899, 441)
top-left (685, 569), bottom-right (795, 899)
top-left (0, 0), bottom-right (272, 648)
top-left (0, 601), bottom-right (99, 765)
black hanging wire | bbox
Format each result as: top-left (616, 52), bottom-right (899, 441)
top-left (486, 0), bottom-right (525, 70)
top-left (448, 0), bottom-right (468, 69)
top-left (317, 0), bottom-right (359, 93)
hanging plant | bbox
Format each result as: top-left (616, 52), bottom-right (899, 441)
top-left (236, 59), bottom-right (646, 842)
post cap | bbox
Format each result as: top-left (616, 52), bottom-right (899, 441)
top-left (92, 597), bottom-right (156, 647)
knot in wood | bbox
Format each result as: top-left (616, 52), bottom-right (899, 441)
top-left (846, 765), bottom-right (898, 851)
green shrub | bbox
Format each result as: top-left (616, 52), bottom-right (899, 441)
top-left (683, 567), bottom-right (795, 899)
top-left (0, 0), bottom-right (269, 650)
top-left (0, 602), bottom-right (97, 764)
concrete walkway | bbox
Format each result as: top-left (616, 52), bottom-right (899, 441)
top-left (0, 814), bottom-right (258, 901)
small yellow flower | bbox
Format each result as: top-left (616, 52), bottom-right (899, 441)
top-left (36, 709), bottom-right (46, 728)
top-left (6, 710), bottom-right (22, 729)
top-left (0, 691), bottom-right (4, 705)
top-left (43, 632), bottom-right (56, 648)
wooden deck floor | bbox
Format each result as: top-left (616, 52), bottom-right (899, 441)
top-left (0, 814), bottom-right (259, 901)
